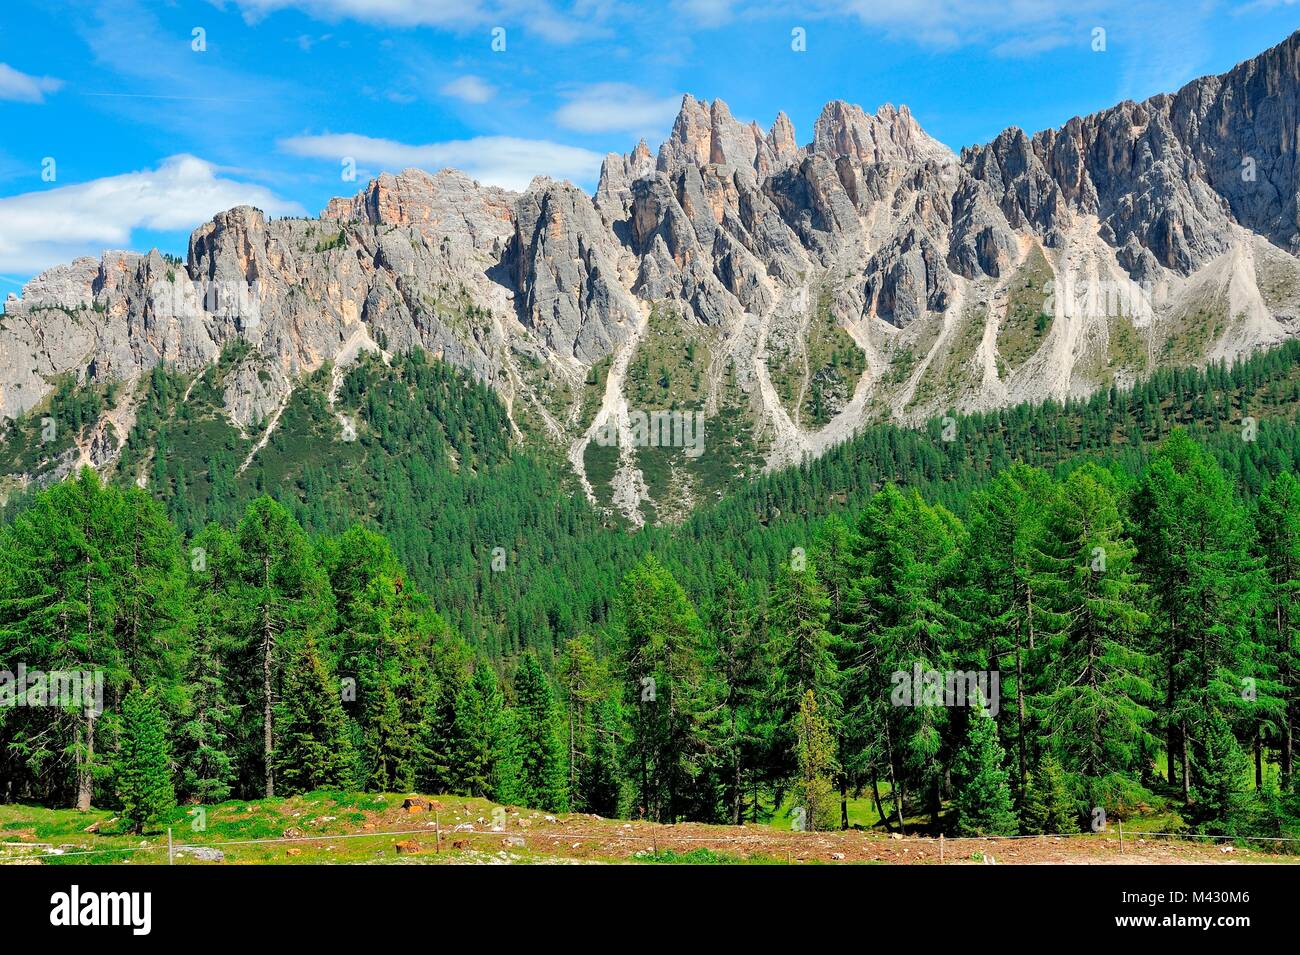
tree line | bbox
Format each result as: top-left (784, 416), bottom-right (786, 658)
top-left (2, 429), bottom-right (1298, 841)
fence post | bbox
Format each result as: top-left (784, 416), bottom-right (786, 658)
top-left (168, 827), bottom-right (174, 865)
top-left (1118, 818), bottom-right (1124, 854)
top-left (939, 832), bottom-right (944, 864)
top-left (435, 811), bottom-right (441, 854)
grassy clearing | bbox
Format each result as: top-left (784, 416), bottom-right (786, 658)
top-left (996, 246), bottom-right (1055, 371)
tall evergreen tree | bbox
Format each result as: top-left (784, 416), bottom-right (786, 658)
top-left (794, 690), bottom-right (838, 831)
top-left (1255, 472), bottom-right (1300, 787)
top-left (1030, 465), bottom-right (1155, 786)
top-left (952, 704), bottom-right (1018, 836)
top-left (706, 561), bottom-right (769, 825)
top-left (1189, 708), bottom-right (1252, 831)
top-left (0, 469), bottom-right (188, 809)
top-left (960, 464), bottom-right (1056, 795)
top-left (115, 687), bottom-right (176, 833)
top-left (619, 555), bottom-right (719, 822)
top-left (576, 697), bottom-right (624, 817)
top-left (272, 636), bottom-right (354, 795)
top-left (232, 497), bottom-right (333, 798)
top-left (511, 653), bottom-right (567, 811)
top-left (452, 662), bottom-right (509, 799)
top-left (174, 621), bottom-right (237, 804)
top-left (1133, 431), bottom-right (1263, 804)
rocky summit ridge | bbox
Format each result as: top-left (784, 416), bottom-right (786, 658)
top-left (2, 31), bottom-right (1299, 524)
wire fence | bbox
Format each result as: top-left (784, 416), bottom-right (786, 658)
top-left (4, 818), bottom-right (1299, 863)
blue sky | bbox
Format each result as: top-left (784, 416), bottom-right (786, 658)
top-left (0, 0), bottom-right (1296, 282)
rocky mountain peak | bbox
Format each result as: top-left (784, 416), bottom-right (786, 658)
top-left (656, 94), bottom-right (789, 179)
top-left (323, 167), bottom-right (516, 254)
top-left (812, 101), bottom-right (954, 166)
top-left (4, 31), bottom-right (1300, 527)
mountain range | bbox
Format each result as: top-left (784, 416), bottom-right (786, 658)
top-left (2, 30), bottom-right (1298, 525)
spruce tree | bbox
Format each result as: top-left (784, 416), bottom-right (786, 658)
top-left (577, 697), bottom-right (624, 817)
top-left (1189, 708), bottom-right (1251, 830)
top-left (1132, 431), bottom-right (1263, 804)
top-left (952, 703), bottom-right (1018, 837)
top-left (272, 637), bottom-right (354, 795)
top-left (1020, 752), bottom-right (1078, 834)
top-left (1031, 465), bottom-right (1155, 784)
top-left (511, 653), bottom-right (568, 812)
top-left (174, 621), bottom-right (236, 804)
top-left (115, 688), bottom-right (177, 834)
top-left (619, 555), bottom-right (719, 822)
top-left (415, 632), bottom-right (473, 794)
top-left (453, 662), bottom-right (508, 799)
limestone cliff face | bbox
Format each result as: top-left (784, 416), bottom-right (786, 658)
top-left (3, 31), bottom-right (1299, 521)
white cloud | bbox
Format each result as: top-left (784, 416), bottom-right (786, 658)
top-left (230, 0), bottom-right (491, 28)
top-left (992, 33), bottom-right (1072, 58)
top-left (279, 132), bottom-right (604, 191)
top-left (0, 155), bottom-right (304, 275)
top-left (440, 75), bottom-right (496, 104)
top-left (671, 0), bottom-right (736, 27)
top-left (227, 0), bottom-right (606, 38)
top-left (0, 64), bottom-right (63, 103)
top-left (553, 83), bottom-right (681, 136)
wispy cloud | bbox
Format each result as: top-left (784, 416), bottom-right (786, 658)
top-left (75, 0), bottom-right (295, 159)
top-left (992, 33), bottom-right (1073, 58)
top-left (279, 132), bottom-right (604, 190)
top-left (553, 83), bottom-right (681, 137)
top-left (0, 64), bottom-right (63, 103)
top-left (229, 0), bottom-right (492, 28)
top-left (670, 0), bottom-right (737, 27)
top-left (440, 75), bottom-right (496, 104)
top-left (0, 155), bottom-right (303, 275)
top-left (227, 0), bottom-right (612, 39)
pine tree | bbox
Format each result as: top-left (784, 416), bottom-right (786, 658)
top-left (414, 630), bottom-right (473, 794)
top-left (511, 653), bottom-right (567, 811)
top-left (1020, 752), bottom-right (1078, 834)
top-left (115, 688), bottom-right (176, 834)
top-left (1031, 465), bottom-right (1155, 784)
top-left (453, 663), bottom-right (509, 799)
top-left (577, 697), bottom-right (624, 817)
top-left (232, 497), bottom-right (334, 799)
top-left (558, 635), bottom-right (606, 802)
top-left (707, 561), bottom-right (769, 825)
top-left (952, 703), bottom-right (1018, 836)
top-left (174, 620), bottom-right (236, 804)
top-left (1189, 708), bottom-right (1251, 830)
top-left (620, 555), bottom-right (720, 822)
top-left (272, 637), bottom-right (354, 795)
top-left (1133, 431), bottom-right (1263, 804)
top-left (1255, 472), bottom-right (1300, 788)
top-left (960, 464), bottom-right (1056, 795)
